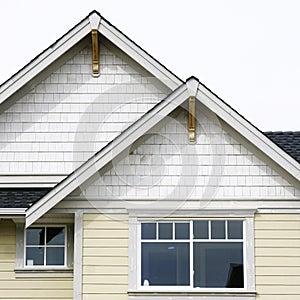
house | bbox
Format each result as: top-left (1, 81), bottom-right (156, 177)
top-left (0, 10), bottom-right (299, 300)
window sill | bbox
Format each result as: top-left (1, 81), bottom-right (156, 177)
top-left (128, 290), bottom-right (256, 300)
top-left (15, 268), bottom-right (73, 278)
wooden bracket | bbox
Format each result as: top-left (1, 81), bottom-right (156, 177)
top-left (91, 29), bottom-right (99, 76)
top-left (188, 96), bottom-right (196, 142)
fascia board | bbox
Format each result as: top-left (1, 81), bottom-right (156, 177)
top-left (99, 19), bottom-right (182, 90)
top-left (0, 208), bottom-right (26, 215)
top-left (197, 85), bottom-right (300, 181)
top-left (0, 19), bottom-right (91, 104)
top-left (26, 85), bottom-right (188, 227)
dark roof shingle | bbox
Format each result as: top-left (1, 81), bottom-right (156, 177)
top-left (0, 188), bottom-right (51, 209)
top-left (264, 131), bottom-right (300, 163)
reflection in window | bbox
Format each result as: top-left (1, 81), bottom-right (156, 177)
top-left (141, 220), bottom-right (244, 288)
top-left (142, 242), bottom-right (190, 286)
top-left (26, 226), bottom-right (65, 266)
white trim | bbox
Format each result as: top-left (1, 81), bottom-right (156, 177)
top-left (0, 19), bottom-right (90, 104)
top-left (26, 84), bottom-right (188, 227)
top-left (128, 295), bottom-right (255, 300)
top-left (129, 216), bottom-right (255, 295)
top-left (0, 11), bottom-right (181, 107)
top-left (24, 225), bottom-right (67, 267)
top-left (0, 208), bottom-right (26, 215)
top-left (244, 218), bottom-right (255, 291)
top-left (257, 208), bottom-right (300, 214)
top-left (197, 85), bottom-right (300, 181)
top-left (127, 209), bottom-right (256, 218)
top-left (15, 269), bottom-right (73, 278)
top-left (0, 175), bottom-right (66, 187)
top-left (89, 13), bottom-right (101, 30)
top-left (186, 77), bottom-right (199, 97)
top-left (99, 18), bottom-right (182, 90)
top-left (74, 211), bottom-right (83, 300)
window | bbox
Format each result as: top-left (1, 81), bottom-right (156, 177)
top-left (15, 223), bottom-right (74, 275)
top-left (25, 226), bottom-right (66, 266)
top-left (140, 220), bottom-right (244, 289)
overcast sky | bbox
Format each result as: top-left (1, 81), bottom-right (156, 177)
top-left (0, 0), bottom-right (299, 131)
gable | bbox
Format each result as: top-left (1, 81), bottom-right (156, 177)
top-left (0, 35), bottom-right (170, 177)
top-left (24, 77), bottom-right (300, 226)
top-left (67, 103), bottom-right (300, 206)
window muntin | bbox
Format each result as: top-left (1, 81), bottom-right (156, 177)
top-left (25, 226), bottom-right (66, 267)
top-left (140, 220), bottom-right (244, 289)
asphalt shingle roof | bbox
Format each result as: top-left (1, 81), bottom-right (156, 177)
top-left (264, 131), bottom-right (300, 163)
top-left (0, 188), bottom-right (51, 209)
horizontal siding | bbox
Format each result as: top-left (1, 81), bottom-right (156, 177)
top-left (82, 213), bottom-right (128, 299)
top-left (255, 214), bottom-right (300, 299)
top-left (0, 219), bottom-right (73, 300)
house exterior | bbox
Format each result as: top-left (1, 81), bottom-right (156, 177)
top-left (0, 10), bottom-right (299, 300)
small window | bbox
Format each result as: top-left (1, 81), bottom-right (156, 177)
top-left (140, 220), bottom-right (244, 288)
top-left (25, 226), bottom-right (66, 267)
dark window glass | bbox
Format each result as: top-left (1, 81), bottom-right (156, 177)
top-left (26, 247), bottom-right (44, 266)
top-left (26, 228), bottom-right (44, 246)
top-left (193, 221), bottom-right (208, 239)
top-left (158, 223), bottom-right (173, 239)
top-left (141, 223), bottom-right (156, 240)
top-left (175, 223), bottom-right (189, 239)
top-left (211, 220), bottom-right (225, 239)
top-left (194, 242), bottom-right (243, 288)
top-left (228, 221), bottom-right (243, 239)
top-left (46, 227), bottom-right (65, 245)
top-left (46, 247), bottom-right (65, 265)
top-left (141, 242), bottom-right (190, 286)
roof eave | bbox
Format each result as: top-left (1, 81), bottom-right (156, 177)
top-left (197, 84), bottom-right (300, 180)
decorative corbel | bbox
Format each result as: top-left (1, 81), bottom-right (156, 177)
top-left (91, 29), bottom-right (99, 76)
top-left (89, 13), bottom-right (101, 77)
top-left (186, 77), bottom-right (199, 142)
top-left (189, 96), bottom-right (196, 142)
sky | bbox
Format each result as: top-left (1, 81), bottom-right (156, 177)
top-left (0, 0), bottom-right (299, 131)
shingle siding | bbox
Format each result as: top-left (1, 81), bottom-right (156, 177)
top-left (0, 40), bottom-right (169, 175)
top-left (72, 106), bottom-right (299, 201)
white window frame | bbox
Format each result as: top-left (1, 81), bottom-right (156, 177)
top-left (128, 210), bottom-right (255, 298)
top-left (24, 225), bottom-right (67, 268)
top-left (15, 222), bottom-right (74, 277)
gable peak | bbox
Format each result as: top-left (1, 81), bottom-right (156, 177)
top-left (186, 76), bottom-right (199, 97)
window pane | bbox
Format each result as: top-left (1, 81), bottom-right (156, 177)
top-left (26, 247), bottom-right (44, 266)
top-left (193, 221), bottom-right (208, 239)
top-left (142, 242), bottom-right (190, 286)
top-left (228, 221), bottom-right (243, 239)
top-left (158, 223), bottom-right (172, 239)
top-left (211, 220), bottom-right (225, 239)
top-left (194, 242), bottom-right (243, 288)
top-left (175, 223), bottom-right (189, 239)
top-left (46, 227), bottom-right (65, 245)
top-left (46, 247), bottom-right (65, 265)
top-left (26, 228), bottom-right (45, 246)
top-left (141, 223), bottom-right (156, 240)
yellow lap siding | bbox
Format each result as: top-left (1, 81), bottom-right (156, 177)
top-left (82, 213), bottom-right (128, 299)
top-left (0, 219), bottom-right (73, 300)
top-left (255, 214), bottom-right (300, 298)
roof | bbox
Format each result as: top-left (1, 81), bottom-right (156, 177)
top-left (265, 131), bottom-right (300, 163)
top-left (0, 188), bottom-right (51, 209)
